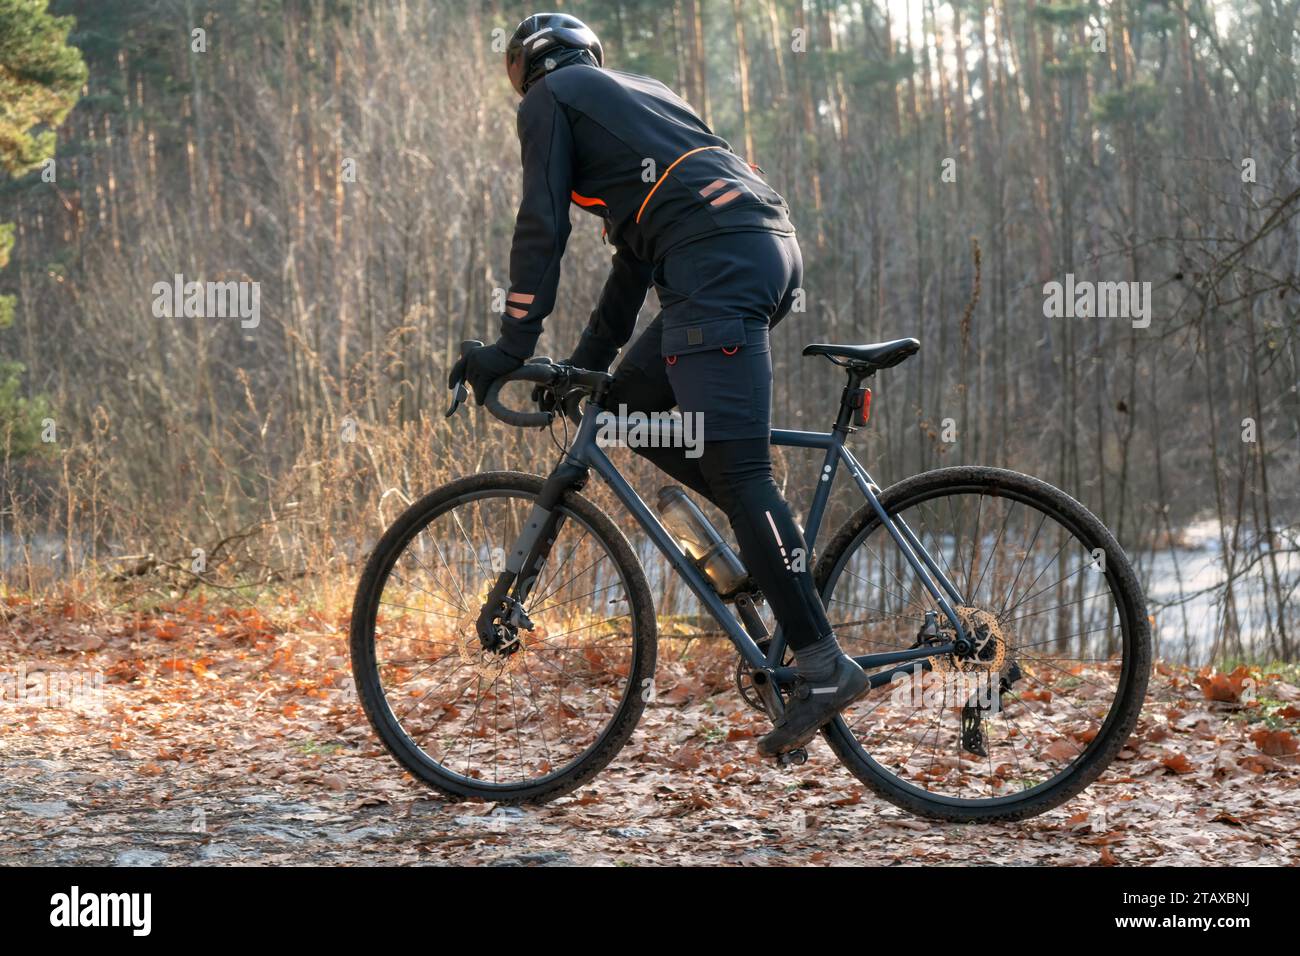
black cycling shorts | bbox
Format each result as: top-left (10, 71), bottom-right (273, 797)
top-left (608, 230), bottom-right (803, 441)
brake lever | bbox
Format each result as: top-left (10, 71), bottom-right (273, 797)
top-left (444, 380), bottom-right (469, 419)
top-left (445, 339), bottom-right (483, 419)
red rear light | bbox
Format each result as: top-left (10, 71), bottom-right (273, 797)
top-left (861, 388), bottom-right (872, 424)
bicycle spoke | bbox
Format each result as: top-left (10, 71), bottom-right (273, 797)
top-left (818, 477), bottom-right (1145, 812)
top-left (972, 497), bottom-right (1014, 600)
top-left (366, 488), bottom-right (641, 792)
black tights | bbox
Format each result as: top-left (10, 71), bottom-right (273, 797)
top-left (634, 437), bottom-right (833, 651)
top-left (601, 231), bottom-right (828, 650)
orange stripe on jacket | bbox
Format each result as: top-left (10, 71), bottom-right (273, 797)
top-left (635, 145), bottom-right (727, 224)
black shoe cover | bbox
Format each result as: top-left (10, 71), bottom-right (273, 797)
top-left (757, 654), bottom-right (869, 757)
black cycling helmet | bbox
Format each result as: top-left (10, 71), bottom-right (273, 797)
top-left (506, 12), bottom-right (603, 96)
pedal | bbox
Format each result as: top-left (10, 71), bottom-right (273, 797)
top-left (776, 747), bottom-right (808, 768)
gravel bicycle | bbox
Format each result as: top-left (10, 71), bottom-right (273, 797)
top-left (350, 337), bottom-right (1151, 822)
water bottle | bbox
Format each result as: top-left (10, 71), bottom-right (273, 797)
top-left (656, 486), bottom-right (748, 597)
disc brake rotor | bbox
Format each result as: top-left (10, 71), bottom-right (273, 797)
top-left (929, 605), bottom-right (1008, 674)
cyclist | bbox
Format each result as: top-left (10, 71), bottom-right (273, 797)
top-left (451, 12), bottom-right (868, 757)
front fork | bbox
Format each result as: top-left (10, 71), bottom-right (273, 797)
top-left (475, 455), bottom-right (589, 653)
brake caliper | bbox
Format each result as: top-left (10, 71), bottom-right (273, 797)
top-left (495, 596), bottom-right (533, 656)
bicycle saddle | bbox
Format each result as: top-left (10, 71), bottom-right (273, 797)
top-left (802, 338), bottom-right (920, 372)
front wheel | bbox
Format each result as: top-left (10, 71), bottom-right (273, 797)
top-left (350, 471), bottom-right (657, 804)
top-left (815, 466), bottom-right (1150, 822)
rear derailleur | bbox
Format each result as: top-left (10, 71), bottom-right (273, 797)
top-left (959, 661), bottom-right (1022, 757)
top-left (910, 610), bottom-right (1023, 758)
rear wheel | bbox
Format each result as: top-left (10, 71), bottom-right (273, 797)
top-left (350, 471), bottom-right (657, 803)
top-left (815, 466), bottom-right (1150, 822)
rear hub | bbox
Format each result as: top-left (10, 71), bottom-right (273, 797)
top-left (931, 605), bottom-right (1008, 674)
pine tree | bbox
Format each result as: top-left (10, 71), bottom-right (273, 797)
top-left (0, 0), bottom-right (85, 453)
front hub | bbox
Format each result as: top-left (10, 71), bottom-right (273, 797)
top-left (468, 596), bottom-right (532, 671)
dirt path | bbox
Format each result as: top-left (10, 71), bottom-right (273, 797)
top-left (2, 603), bottom-right (1297, 866)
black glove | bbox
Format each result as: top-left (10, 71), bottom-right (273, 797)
top-left (448, 342), bottom-right (525, 406)
top-left (566, 330), bottom-right (620, 373)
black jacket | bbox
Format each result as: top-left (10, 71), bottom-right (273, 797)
top-left (499, 64), bottom-right (795, 362)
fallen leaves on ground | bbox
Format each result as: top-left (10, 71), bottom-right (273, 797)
top-left (1, 601), bottom-right (1297, 866)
